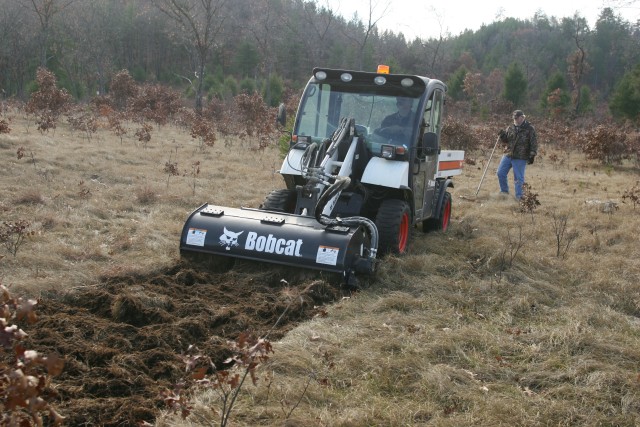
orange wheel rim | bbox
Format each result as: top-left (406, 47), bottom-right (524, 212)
top-left (398, 212), bottom-right (409, 252)
top-left (442, 200), bottom-right (451, 231)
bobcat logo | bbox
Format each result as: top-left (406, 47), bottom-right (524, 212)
top-left (219, 227), bottom-right (244, 251)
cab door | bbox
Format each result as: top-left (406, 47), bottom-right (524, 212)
top-left (413, 89), bottom-right (444, 220)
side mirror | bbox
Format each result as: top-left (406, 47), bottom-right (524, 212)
top-left (420, 132), bottom-right (439, 157)
top-left (276, 103), bottom-right (287, 127)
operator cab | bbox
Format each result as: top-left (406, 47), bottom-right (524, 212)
top-left (290, 67), bottom-right (439, 163)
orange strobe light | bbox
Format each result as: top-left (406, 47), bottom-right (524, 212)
top-left (377, 64), bottom-right (390, 74)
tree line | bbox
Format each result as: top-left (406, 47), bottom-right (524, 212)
top-left (0, 0), bottom-right (638, 120)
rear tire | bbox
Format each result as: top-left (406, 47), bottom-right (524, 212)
top-left (375, 199), bottom-right (412, 255)
top-left (423, 191), bottom-right (452, 232)
top-left (260, 189), bottom-right (297, 213)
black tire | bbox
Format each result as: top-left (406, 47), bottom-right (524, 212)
top-left (260, 189), bottom-right (297, 213)
top-left (375, 199), bottom-right (412, 255)
top-left (423, 191), bottom-right (452, 233)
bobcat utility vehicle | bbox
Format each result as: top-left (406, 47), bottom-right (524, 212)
top-left (180, 66), bottom-right (464, 286)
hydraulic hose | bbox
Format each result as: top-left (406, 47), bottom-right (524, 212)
top-left (324, 117), bottom-right (354, 160)
top-left (300, 140), bottom-right (319, 172)
top-left (314, 176), bottom-right (351, 221)
top-left (314, 177), bottom-right (379, 261)
top-left (336, 215), bottom-right (379, 261)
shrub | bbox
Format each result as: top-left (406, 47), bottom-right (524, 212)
top-left (622, 182), bottom-right (640, 209)
top-left (578, 124), bottom-right (628, 164)
top-left (135, 123), bottom-right (153, 145)
top-left (234, 92), bottom-right (275, 149)
top-left (0, 283), bottom-right (65, 425)
top-left (519, 183), bottom-right (541, 221)
top-left (110, 69), bottom-right (138, 110)
top-left (0, 119), bottom-right (10, 134)
top-left (0, 220), bottom-right (34, 257)
top-left (441, 118), bottom-right (481, 151)
top-left (25, 68), bottom-right (71, 134)
top-left (190, 114), bottom-right (216, 149)
top-left (128, 84), bottom-right (182, 126)
top-left (67, 109), bottom-right (98, 141)
top-left (163, 333), bottom-right (273, 427)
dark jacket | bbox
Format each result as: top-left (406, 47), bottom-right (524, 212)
top-left (500, 120), bottom-right (537, 160)
top-left (381, 111), bottom-right (412, 128)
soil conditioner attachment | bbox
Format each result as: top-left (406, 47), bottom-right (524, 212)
top-left (181, 66), bottom-right (464, 286)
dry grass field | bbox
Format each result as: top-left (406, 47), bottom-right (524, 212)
top-left (0, 112), bottom-right (284, 293)
top-left (1, 110), bottom-right (639, 426)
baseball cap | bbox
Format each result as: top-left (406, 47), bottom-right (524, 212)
top-left (512, 110), bottom-right (525, 118)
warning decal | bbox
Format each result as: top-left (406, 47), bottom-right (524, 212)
top-left (316, 245), bottom-right (339, 266)
top-left (186, 228), bottom-right (207, 247)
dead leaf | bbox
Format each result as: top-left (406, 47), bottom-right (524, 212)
top-left (522, 386), bottom-right (535, 397)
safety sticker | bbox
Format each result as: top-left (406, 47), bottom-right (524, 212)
top-left (186, 228), bottom-right (207, 247)
top-left (316, 245), bottom-right (339, 266)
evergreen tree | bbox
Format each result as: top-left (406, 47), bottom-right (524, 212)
top-left (447, 66), bottom-right (467, 100)
top-left (503, 62), bottom-right (527, 107)
top-left (609, 63), bottom-right (640, 121)
top-left (234, 41), bottom-right (260, 78)
top-left (263, 74), bottom-right (284, 107)
top-left (577, 85), bottom-right (593, 115)
top-left (589, 8), bottom-right (631, 96)
top-left (240, 77), bottom-right (256, 95)
top-left (540, 72), bottom-right (570, 117)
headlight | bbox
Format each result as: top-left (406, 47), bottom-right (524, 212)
top-left (374, 76), bottom-right (386, 85)
top-left (401, 78), bottom-right (414, 87)
top-left (381, 145), bottom-right (395, 159)
top-left (315, 71), bottom-right (327, 81)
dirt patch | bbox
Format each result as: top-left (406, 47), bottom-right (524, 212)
top-left (24, 262), bottom-right (347, 426)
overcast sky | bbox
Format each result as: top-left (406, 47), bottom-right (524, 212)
top-left (324, 0), bottom-right (634, 40)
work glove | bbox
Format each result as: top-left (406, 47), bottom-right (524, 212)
top-left (528, 155), bottom-right (535, 165)
top-left (498, 129), bottom-right (507, 142)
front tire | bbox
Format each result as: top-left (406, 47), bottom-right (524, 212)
top-left (260, 189), bottom-right (297, 213)
top-left (375, 199), bottom-right (412, 255)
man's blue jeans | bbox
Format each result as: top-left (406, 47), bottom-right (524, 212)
top-left (497, 156), bottom-right (527, 199)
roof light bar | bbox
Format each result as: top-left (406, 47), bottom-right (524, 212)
top-left (340, 73), bottom-right (353, 82)
top-left (315, 70), bottom-right (327, 81)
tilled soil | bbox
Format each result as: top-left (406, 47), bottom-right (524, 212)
top-left (23, 261), bottom-right (347, 426)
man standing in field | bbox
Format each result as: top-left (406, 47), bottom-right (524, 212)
top-left (496, 110), bottom-right (537, 199)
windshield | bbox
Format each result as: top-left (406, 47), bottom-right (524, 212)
top-left (294, 82), bottom-right (421, 149)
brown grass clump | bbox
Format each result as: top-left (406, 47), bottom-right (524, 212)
top-left (135, 185), bottom-right (158, 205)
top-left (13, 190), bottom-right (45, 205)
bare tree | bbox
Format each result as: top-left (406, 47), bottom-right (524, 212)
top-left (153, 0), bottom-right (228, 112)
top-left (608, 0), bottom-right (639, 8)
top-left (563, 14), bottom-right (591, 114)
top-left (52, 2), bottom-right (110, 97)
top-left (418, 7), bottom-right (447, 75)
top-left (342, 0), bottom-right (389, 70)
top-left (298, 1), bottom-right (336, 70)
top-left (247, 0), bottom-right (285, 106)
top-left (0, 1), bottom-right (32, 96)
top-left (19, 0), bottom-right (75, 67)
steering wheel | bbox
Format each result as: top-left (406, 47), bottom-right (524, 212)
top-left (373, 126), bottom-right (396, 138)
top-left (374, 126), bottom-right (402, 139)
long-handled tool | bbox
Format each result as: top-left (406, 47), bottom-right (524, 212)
top-left (475, 136), bottom-right (501, 196)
